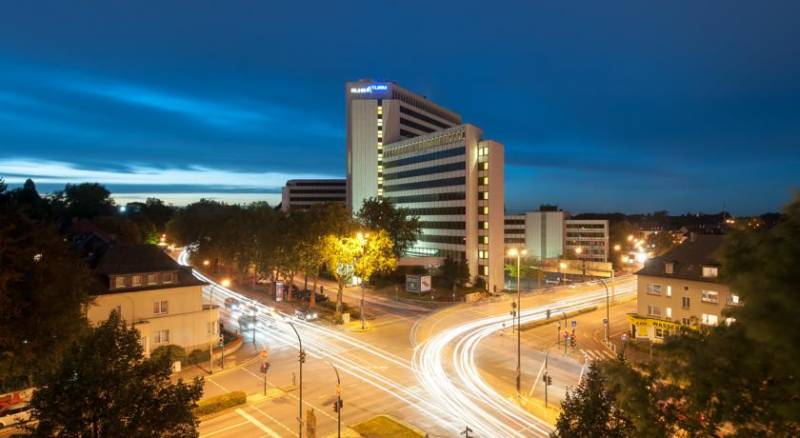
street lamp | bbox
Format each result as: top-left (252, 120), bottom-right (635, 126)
top-left (507, 247), bottom-right (526, 400)
top-left (327, 362), bottom-right (343, 437)
top-left (221, 278), bottom-right (231, 288)
top-left (203, 259), bottom-right (210, 267)
top-left (289, 323), bottom-right (306, 438)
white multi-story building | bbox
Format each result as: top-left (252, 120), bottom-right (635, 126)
top-left (281, 179), bottom-right (347, 212)
top-left (504, 210), bottom-right (567, 260)
top-left (382, 125), bottom-right (505, 293)
top-left (564, 219), bottom-right (610, 262)
top-left (346, 80), bottom-right (461, 213)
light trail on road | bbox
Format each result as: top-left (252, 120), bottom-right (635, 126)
top-left (178, 250), bottom-right (465, 435)
top-left (413, 280), bottom-right (636, 437)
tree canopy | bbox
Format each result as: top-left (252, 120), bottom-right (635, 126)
top-left (357, 197), bottom-right (420, 257)
top-left (28, 311), bottom-right (203, 437)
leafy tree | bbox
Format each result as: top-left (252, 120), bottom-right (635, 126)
top-left (0, 212), bottom-right (97, 390)
top-left (93, 215), bottom-right (142, 244)
top-left (504, 256), bottom-right (542, 288)
top-left (321, 234), bottom-right (361, 317)
top-left (150, 344), bottom-right (188, 365)
top-left (28, 311), bottom-right (203, 437)
top-left (439, 256), bottom-right (469, 292)
top-left (553, 363), bottom-right (633, 438)
top-left (60, 182), bottom-right (116, 219)
top-left (357, 197), bottom-right (420, 257)
top-left (353, 229), bottom-right (397, 286)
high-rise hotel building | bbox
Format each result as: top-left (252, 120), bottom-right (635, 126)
top-left (346, 80), bottom-right (461, 213)
top-left (382, 125), bottom-right (505, 293)
top-left (347, 80), bottom-right (505, 292)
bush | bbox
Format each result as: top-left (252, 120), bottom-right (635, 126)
top-left (186, 349), bottom-right (210, 365)
top-left (193, 391), bottom-right (247, 416)
top-left (150, 344), bottom-right (187, 364)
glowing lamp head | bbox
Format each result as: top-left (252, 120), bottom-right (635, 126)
top-left (613, 244), bottom-right (621, 251)
top-left (559, 262), bottom-right (567, 269)
top-left (575, 247), bottom-right (583, 255)
top-left (221, 278), bottom-right (232, 288)
top-left (203, 259), bottom-right (210, 266)
top-left (507, 248), bottom-right (519, 257)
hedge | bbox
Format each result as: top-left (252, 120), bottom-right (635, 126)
top-left (187, 349), bottom-right (211, 365)
top-left (194, 391), bottom-right (247, 416)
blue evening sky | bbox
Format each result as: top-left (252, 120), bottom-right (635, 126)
top-left (0, 1), bottom-right (798, 214)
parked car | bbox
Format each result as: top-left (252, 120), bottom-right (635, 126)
top-left (238, 314), bottom-right (259, 331)
top-left (292, 289), bottom-right (329, 303)
top-left (0, 403), bottom-right (31, 430)
top-left (224, 297), bottom-right (240, 311)
top-left (294, 308), bottom-right (319, 321)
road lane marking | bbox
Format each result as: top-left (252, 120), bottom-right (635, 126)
top-left (200, 420), bottom-right (251, 437)
top-left (248, 404), bottom-right (297, 437)
top-left (235, 408), bottom-right (282, 438)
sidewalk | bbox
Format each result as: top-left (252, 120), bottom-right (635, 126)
top-left (174, 339), bottom-right (262, 384)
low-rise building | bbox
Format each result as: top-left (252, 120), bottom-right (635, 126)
top-left (281, 179), bottom-right (347, 212)
top-left (564, 219), bottom-right (609, 262)
top-left (86, 244), bottom-right (219, 356)
top-left (629, 234), bottom-right (740, 342)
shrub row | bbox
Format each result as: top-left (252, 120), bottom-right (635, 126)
top-left (194, 391), bottom-right (247, 417)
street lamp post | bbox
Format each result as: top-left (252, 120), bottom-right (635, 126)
top-left (508, 248), bottom-right (527, 400)
top-left (599, 278), bottom-right (610, 342)
top-left (356, 232), bottom-right (369, 331)
top-left (328, 362), bottom-right (343, 438)
top-left (289, 323), bottom-right (305, 438)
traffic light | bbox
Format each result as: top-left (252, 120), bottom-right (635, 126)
top-left (298, 350), bottom-right (306, 363)
top-left (218, 336), bottom-right (224, 348)
top-left (570, 335), bottom-right (576, 347)
top-left (546, 309), bottom-right (551, 319)
top-left (547, 375), bottom-right (553, 386)
top-left (260, 362), bottom-right (270, 374)
top-left (333, 399), bottom-right (343, 413)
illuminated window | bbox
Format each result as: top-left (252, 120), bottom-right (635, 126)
top-left (479, 192), bottom-right (489, 200)
top-left (701, 313), bottom-right (719, 326)
top-left (480, 177), bottom-right (489, 185)
top-left (131, 275), bottom-right (142, 287)
top-left (480, 206), bottom-right (489, 214)
top-left (702, 266), bottom-right (719, 278)
top-left (478, 250), bottom-right (488, 259)
top-left (147, 274), bottom-right (158, 285)
top-left (113, 276), bottom-right (126, 289)
top-left (479, 221), bottom-right (489, 229)
top-left (480, 162), bottom-right (489, 170)
top-left (701, 290), bottom-right (719, 303)
top-left (479, 236), bottom-right (489, 244)
top-left (377, 119), bottom-right (383, 126)
top-left (377, 106), bottom-right (382, 114)
top-left (481, 266), bottom-right (489, 276)
top-left (666, 285), bottom-right (672, 297)
top-left (665, 307), bottom-right (672, 318)
top-left (377, 165), bottom-right (383, 172)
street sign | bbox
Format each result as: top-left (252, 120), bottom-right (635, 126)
top-left (260, 362), bottom-right (270, 373)
top-left (571, 320), bottom-right (577, 328)
top-left (603, 318), bottom-right (608, 324)
top-left (260, 349), bottom-right (269, 360)
top-left (563, 330), bottom-right (569, 339)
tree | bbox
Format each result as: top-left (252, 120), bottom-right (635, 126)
top-left (357, 197), bottom-right (420, 257)
top-left (553, 364), bottom-right (633, 438)
top-left (60, 182), bottom-right (116, 219)
top-left (0, 212), bottom-right (97, 391)
top-left (28, 311), bottom-right (203, 437)
top-left (504, 256), bottom-right (542, 288)
top-left (440, 256), bottom-right (469, 292)
top-left (321, 230), bottom-right (396, 319)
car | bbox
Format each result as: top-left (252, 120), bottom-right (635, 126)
top-left (0, 403), bottom-right (31, 430)
top-left (238, 314), bottom-right (259, 331)
top-left (224, 297), bottom-right (240, 311)
top-left (294, 308), bottom-right (318, 321)
top-left (292, 289), bottom-right (329, 303)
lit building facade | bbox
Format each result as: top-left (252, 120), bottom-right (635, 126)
top-left (86, 244), bottom-right (219, 356)
top-left (281, 179), bottom-right (347, 212)
top-left (564, 219), bottom-right (609, 262)
top-left (382, 125), bottom-right (505, 293)
top-left (504, 210), bottom-right (567, 261)
top-left (346, 80), bottom-right (461, 213)
top-left (629, 234), bottom-right (740, 342)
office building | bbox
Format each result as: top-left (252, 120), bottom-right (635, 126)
top-left (504, 208), bottom-right (567, 260)
top-left (629, 234), bottom-right (740, 342)
top-left (281, 179), bottom-right (347, 212)
top-left (382, 124), bottom-right (505, 293)
top-left (564, 219), bottom-right (609, 262)
top-left (346, 80), bottom-right (461, 213)
top-left (86, 244), bottom-right (219, 356)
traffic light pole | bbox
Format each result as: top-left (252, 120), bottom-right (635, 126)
top-left (332, 363), bottom-right (342, 438)
top-left (544, 351), bottom-right (549, 408)
top-left (289, 323), bottom-right (305, 438)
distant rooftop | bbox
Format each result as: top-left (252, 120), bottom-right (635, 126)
top-left (92, 244), bottom-right (205, 293)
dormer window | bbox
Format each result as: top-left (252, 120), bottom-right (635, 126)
top-left (163, 272), bottom-right (176, 284)
top-left (131, 275), bottom-right (142, 287)
top-left (113, 276), bottom-right (126, 289)
top-left (147, 273), bottom-right (159, 285)
top-left (702, 266), bottom-right (719, 278)
top-left (665, 262), bottom-right (674, 274)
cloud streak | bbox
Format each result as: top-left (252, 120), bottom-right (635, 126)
top-left (0, 158), bottom-right (336, 190)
